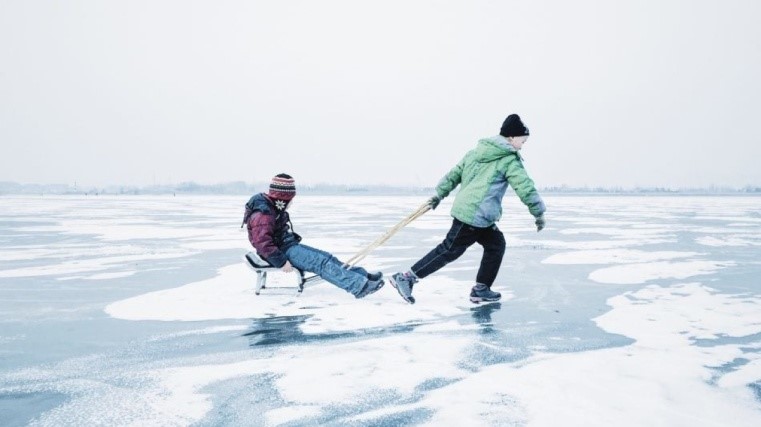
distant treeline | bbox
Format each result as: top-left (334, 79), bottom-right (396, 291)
top-left (1, 181), bottom-right (760, 196)
top-left (540, 185), bottom-right (761, 194)
top-left (0, 181), bottom-right (434, 196)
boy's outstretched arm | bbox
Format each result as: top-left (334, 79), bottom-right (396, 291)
top-left (434, 158), bottom-right (465, 198)
top-left (505, 157), bottom-right (546, 229)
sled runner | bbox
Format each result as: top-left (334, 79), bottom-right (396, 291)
top-left (244, 251), bottom-right (313, 295)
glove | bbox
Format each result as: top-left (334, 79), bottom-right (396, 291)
top-left (427, 195), bottom-right (441, 210)
top-left (535, 214), bottom-right (545, 232)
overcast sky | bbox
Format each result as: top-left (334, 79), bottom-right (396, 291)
top-left (2, 0), bottom-right (760, 189)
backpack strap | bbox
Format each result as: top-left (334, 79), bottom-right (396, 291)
top-left (241, 194), bottom-right (259, 228)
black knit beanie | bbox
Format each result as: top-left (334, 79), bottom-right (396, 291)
top-left (500, 114), bottom-right (530, 137)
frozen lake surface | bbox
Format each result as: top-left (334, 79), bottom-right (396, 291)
top-left (1, 194), bottom-right (760, 426)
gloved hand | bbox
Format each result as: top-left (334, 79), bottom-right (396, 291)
top-left (535, 214), bottom-right (545, 232)
top-left (427, 195), bottom-right (441, 210)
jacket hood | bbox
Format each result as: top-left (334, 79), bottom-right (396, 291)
top-left (241, 193), bottom-right (275, 227)
top-left (247, 193), bottom-right (275, 215)
top-left (474, 136), bottom-right (519, 163)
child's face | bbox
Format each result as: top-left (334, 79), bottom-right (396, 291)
top-left (508, 135), bottom-right (529, 150)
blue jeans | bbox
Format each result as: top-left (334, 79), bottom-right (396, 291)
top-left (411, 218), bottom-right (506, 286)
top-left (285, 244), bottom-right (369, 296)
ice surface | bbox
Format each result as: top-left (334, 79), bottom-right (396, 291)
top-left (1, 195), bottom-right (760, 426)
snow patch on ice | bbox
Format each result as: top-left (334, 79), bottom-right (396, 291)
top-left (273, 334), bottom-right (471, 405)
top-left (558, 227), bottom-right (673, 238)
top-left (265, 405), bottom-right (322, 425)
top-left (147, 325), bottom-right (248, 342)
top-left (0, 250), bottom-right (193, 278)
top-left (182, 239), bottom-right (249, 251)
top-left (542, 249), bottom-right (702, 265)
top-left (350, 283), bottom-right (761, 426)
top-left (511, 236), bottom-right (676, 250)
top-left (697, 235), bottom-right (761, 247)
top-left (19, 334), bottom-right (472, 426)
top-left (104, 263), bottom-right (498, 333)
top-left (82, 271), bottom-right (137, 280)
top-left (588, 260), bottom-right (733, 285)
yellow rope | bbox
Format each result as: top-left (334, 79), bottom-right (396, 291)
top-left (344, 201), bottom-right (431, 267)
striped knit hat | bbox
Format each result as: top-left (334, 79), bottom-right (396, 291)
top-left (268, 173), bottom-right (296, 201)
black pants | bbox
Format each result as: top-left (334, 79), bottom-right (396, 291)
top-left (411, 218), bottom-right (506, 286)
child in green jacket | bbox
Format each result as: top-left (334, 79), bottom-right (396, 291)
top-left (390, 114), bottom-right (546, 304)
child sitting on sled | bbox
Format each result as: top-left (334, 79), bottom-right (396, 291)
top-left (242, 173), bottom-right (385, 298)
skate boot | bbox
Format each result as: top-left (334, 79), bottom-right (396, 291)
top-left (469, 283), bottom-right (501, 304)
top-left (389, 272), bottom-right (417, 304)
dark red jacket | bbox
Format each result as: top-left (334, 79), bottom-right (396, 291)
top-left (244, 193), bottom-right (301, 267)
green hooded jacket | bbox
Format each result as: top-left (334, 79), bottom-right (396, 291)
top-left (435, 135), bottom-right (545, 228)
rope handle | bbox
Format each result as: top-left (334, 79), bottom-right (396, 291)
top-left (343, 201), bottom-right (432, 268)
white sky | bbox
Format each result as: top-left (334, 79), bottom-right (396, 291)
top-left (1, 0), bottom-right (760, 188)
